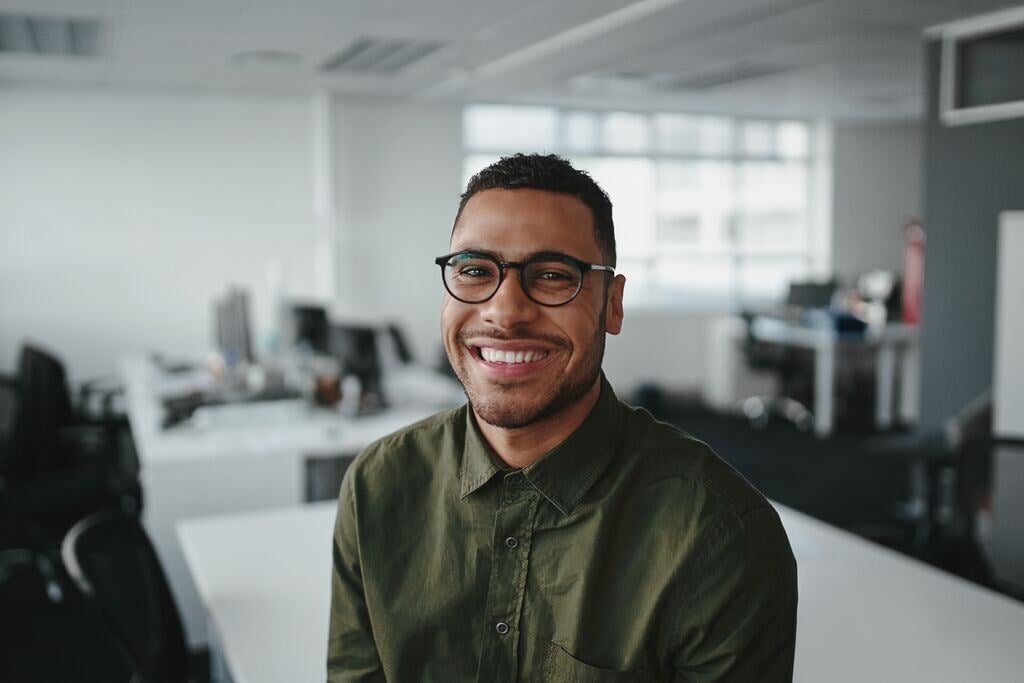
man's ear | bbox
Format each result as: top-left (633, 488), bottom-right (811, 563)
top-left (604, 274), bottom-right (625, 335)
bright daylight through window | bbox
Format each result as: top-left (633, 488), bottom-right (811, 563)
top-left (463, 105), bottom-right (827, 309)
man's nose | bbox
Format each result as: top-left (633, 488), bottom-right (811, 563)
top-left (478, 270), bottom-right (539, 330)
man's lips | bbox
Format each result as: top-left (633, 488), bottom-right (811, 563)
top-left (462, 338), bottom-right (564, 372)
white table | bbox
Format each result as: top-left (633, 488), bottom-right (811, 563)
top-left (749, 317), bottom-right (919, 437)
top-left (178, 501), bottom-right (1024, 683)
top-left (121, 355), bottom-right (464, 648)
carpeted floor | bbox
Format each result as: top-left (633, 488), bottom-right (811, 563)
top-left (664, 405), bottom-right (909, 531)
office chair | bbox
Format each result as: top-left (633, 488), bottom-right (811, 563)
top-left (62, 509), bottom-right (193, 683)
top-left (737, 312), bottom-right (815, 432)
top-left (0, 373), bottom-right (18, 469)
top-left (862, 393), bottom-right (994, 584)
top-left (0, 344), bottom-right (141, 550)
top-left (737, 280), bottom-right (839, 432)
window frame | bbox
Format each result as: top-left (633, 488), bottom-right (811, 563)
top-left (462, 104), bottom-right (830, 311)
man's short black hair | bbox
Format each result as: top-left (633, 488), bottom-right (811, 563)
top-left (454, 153), bottom-right (616, 267)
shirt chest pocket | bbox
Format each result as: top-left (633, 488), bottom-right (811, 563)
top-left (543, 643), bottom-right (654, 683)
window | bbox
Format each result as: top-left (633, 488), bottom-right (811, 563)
top-left (463, 105), bottom-right (827, 308)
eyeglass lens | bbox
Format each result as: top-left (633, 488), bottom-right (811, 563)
top-left (442, 253), bottom-right (583, 305)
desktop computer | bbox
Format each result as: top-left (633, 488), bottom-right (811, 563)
top-left (213, 287), bottom-right (253, 365)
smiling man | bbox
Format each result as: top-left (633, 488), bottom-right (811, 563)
top-left (327, 154), bottom-right (797, 682)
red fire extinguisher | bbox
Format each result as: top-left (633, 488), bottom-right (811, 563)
top-left (902, 220), bottom-right (925, 325)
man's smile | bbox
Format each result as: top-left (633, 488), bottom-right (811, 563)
top-left (463, 338), bottom-right (562, 379)
top-left (477, 347), bottom-right (549, 364)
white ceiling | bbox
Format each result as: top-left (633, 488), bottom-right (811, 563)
top-left (0, 0), bottom-right (1019, 119)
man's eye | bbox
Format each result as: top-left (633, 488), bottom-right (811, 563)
top-left (457, 266), bottom-right (493, 278)
top-left (535, 270), bottom-right (571, 281)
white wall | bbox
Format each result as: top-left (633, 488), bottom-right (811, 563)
top-left (831, 121), bottom-right (922, 282)
top-left (604, 309), bottom-right (717, 395)
top-left (331, 99), bottom-right (463, 366)
top-left (0, 86), bottom-right (318, 381)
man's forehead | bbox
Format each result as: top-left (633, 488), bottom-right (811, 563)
top-left (457, 187), bottom-right (591, 221)
top-left (452, 188), bottom-right (598, 256)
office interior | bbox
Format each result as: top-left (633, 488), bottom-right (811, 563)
top-left (2, 1), bottom-right (1024, 681)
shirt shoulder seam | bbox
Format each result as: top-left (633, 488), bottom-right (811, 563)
top-left (649, 449), bottom-right (769, 519)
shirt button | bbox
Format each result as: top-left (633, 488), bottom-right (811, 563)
top-left (506, 473), bottom-right (525, 486)
top-left (495, 621), bottom-right (510, 635)
top-left (505, 536), bottom-right (519, 549)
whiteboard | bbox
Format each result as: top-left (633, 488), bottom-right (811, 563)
top-left (994, 211), bottom-right (1024, 438)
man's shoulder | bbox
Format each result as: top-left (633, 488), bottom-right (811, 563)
top-left (346, 403), bottom-right (468, 487)
top-left (366, 403), bottom-right (468, 452)
top-left (621, 402), bottom-right (771, 520)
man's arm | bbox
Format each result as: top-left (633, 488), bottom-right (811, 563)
top-left (326, 469), bottom-right (385, 682)
top-left (671, 505), bottom-right (798, 682)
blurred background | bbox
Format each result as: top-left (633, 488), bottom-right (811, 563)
top-left (2, 1), bottom-right (1024, 681)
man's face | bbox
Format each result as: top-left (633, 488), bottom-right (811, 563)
top-left (441, 188), bottom-right (625, 429)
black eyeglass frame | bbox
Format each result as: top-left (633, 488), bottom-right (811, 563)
top-left (434, 250), bottom-right (615, 307)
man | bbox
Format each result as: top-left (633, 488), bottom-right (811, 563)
top-left (328, 154), bottom-right (797, 681)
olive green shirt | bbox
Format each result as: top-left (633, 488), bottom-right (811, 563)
top-left (327, 378), bottom-right (797, 682)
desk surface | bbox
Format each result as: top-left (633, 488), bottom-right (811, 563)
top-left (750, 316), bottom-right (919, 348)
top-left (178, 502), bottom-right (1024, 683)
top-left (122, 355), bottom-right (465, 467)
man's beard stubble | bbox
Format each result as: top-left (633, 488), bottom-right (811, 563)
top-left (451, 309), bottom-right (607, 430)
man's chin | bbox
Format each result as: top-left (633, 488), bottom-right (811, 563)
top-left (471, 398), bottom-right (552, 430)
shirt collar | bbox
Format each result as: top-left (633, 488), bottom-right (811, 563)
top-left (459, 375), bottom-right (625, 515)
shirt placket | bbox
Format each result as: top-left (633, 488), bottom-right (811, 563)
top-left (475, 471), bottom-right (541, 683)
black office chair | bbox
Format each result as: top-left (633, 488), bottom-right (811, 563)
top-left (862, 393), bottom-right (995, 584)
top-left (737, 312), bottom-right (815, 432)
top-left (737, 280), bottom-right (839, 432)
top-left (386, 323), bottom-right (415, 365)
top-left (0, 344), bottom-right (142, 550)
top-left (0, 373), bottom-right (19, 470)
top-left (62, 509), bottom-right (193, 683)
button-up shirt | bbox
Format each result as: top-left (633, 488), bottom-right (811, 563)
top-left (327, 378), bottom-right (797, 681)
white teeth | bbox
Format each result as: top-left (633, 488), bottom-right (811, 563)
top-left (478, 347), bottom-right (549, 364)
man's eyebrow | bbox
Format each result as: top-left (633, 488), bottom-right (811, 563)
top-left (451, 246), bottom-right (501, 259)
top-left (451, 247), bottom-right (577, 261)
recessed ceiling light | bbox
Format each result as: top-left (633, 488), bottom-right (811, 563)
top-left (230, 50), bottom-right (303, 68)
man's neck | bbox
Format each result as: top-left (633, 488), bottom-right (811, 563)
top-left (474, 378), bottom-right (603, 470)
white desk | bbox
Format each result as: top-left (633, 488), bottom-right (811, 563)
top-left (179, 501), bottom-right (1024, 683)
top-left (122, 355), bottom-right (464, 648)
top-left (749, 318), bottom-right (919, 437)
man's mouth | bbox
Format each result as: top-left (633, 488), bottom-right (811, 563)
top-left (476, 347), bottom-right (551, 365)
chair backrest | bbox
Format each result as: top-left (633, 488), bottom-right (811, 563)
top-left (61, 510), bottom-right (189, 683)
top-left (945, 392), bottom-right (992, 452)
top-left (18, 344), bottom-right (74, 459)
top-left (386, 323), bottom-right (414, 364)
top-left (0, 376), bottom-right (20, 469)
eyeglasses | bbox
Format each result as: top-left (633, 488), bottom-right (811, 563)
top-left (434, 250), bottom-right (615, 307)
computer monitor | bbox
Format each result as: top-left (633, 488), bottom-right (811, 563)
top-left (284, 304), bottom-right (330, 354)
top-left (785, 280), bottom-right (837, 309)
top-left (214, 288), bottom-right (254, 364)
top-left (328, 324), bottom-right (385, 407)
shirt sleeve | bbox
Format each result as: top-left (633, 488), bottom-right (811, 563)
top-left (671, 504), bottom-right (798, 682)
top-left (326, 468), bottom-right (386, 682)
